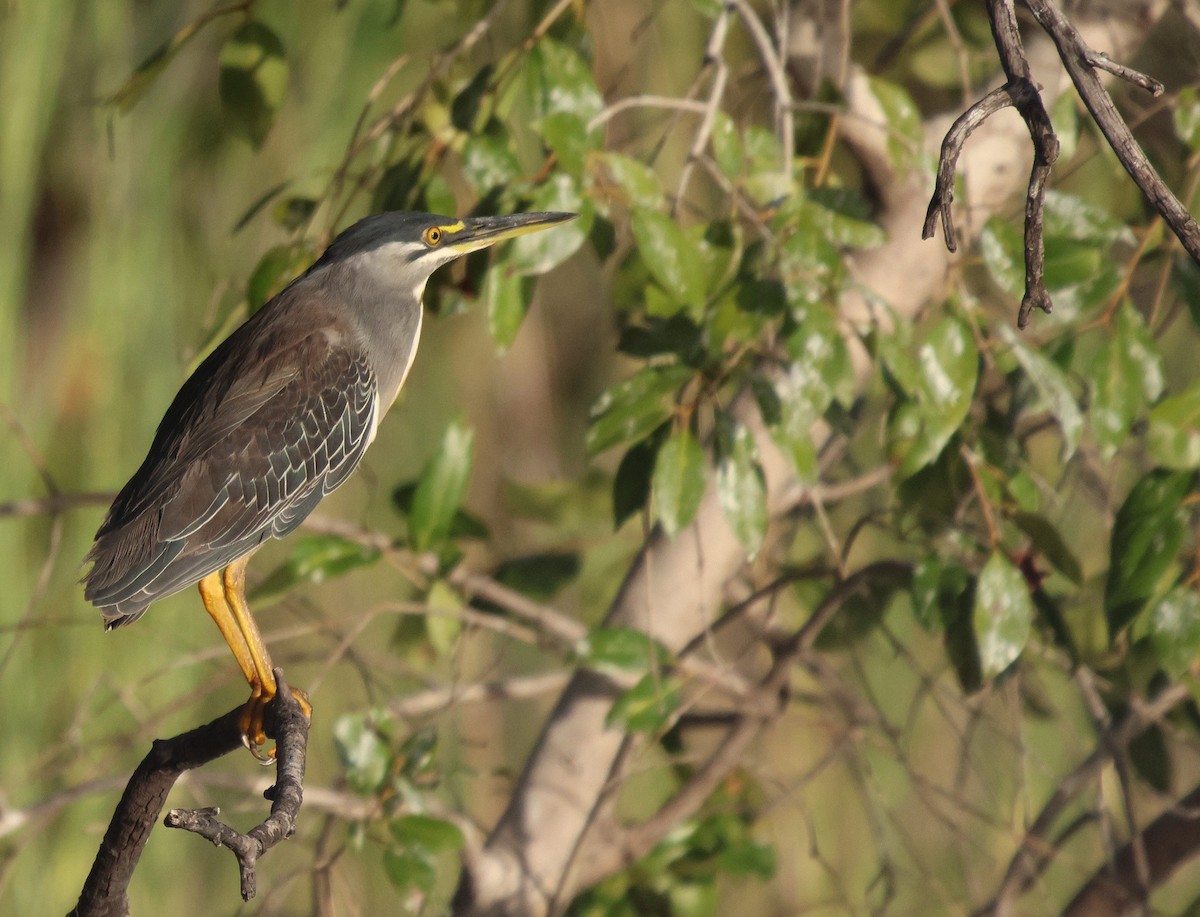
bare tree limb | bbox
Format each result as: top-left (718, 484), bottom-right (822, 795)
top-left (69, 669), bottom-right (309, 917)
top-left (1063, 782), bottom-right (1200, 917)
top-left (1021, 0), bottom-right (1200, 262)
top-left (926, 0), bottom-right (1193, 328)
top-left (925, 0), bottom-right (1059, 328)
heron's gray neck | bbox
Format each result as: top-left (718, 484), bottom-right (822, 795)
top-left (314, 254), bottom-right (427, 411)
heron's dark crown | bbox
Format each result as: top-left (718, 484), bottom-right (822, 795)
top-left (311, 211), bottom-right (453, 270)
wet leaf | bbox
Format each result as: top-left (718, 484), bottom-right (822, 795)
top-left (1150, 585), bottom-right (1200, 678)
top-left (631, 210), bottom-right (708, 310)
top-left (484, 267), bottom-right (532, 352)
top-left (1148, 382), bottom-right (1200, 469)
top-left (334, 712), bottom-right (393, 795)
top-left (973, 551), bottom-right (1034, 679)
top-left (607, 672), bottom-right (682, 733)
top-left (1002, 325), bottom-right (1082, 461)
top-left (1089, 308), bottom-right (1164, 459)
top-left (652, 428), bottom-right (706, 535)
top-left (1105, 469), bottom-right (1193, 637)
top-left (409, 418), bottom-right (474, 552)
top-left (716, 423), bottom-right (767, 559)
top-left (506, 174), bottom-right (588, 275)
top-left (587, 364), bottom-right (691, 455)
top-left (891, 316), bottom-right (979, 477)
top-left (593, 151), bottom-right (664, 211)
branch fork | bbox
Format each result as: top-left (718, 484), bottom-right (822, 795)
top-left (924, 0), bottom-right (1188, 328)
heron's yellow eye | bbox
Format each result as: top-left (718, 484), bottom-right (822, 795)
top-left (423, 227), bottom-right (442, 246)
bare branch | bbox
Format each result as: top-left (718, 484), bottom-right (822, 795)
top-left (1063, 782), bottom-right (1200, 917)
top-left (69, 670), bottom-right (309, 916)
top-left (1019, 0), bottom-right (1200, 264)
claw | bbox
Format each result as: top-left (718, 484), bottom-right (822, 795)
top-left (238, 683), bottom-right (312, 762)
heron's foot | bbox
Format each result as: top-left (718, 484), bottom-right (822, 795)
top-left (239, 684), bottom-right (312, 763)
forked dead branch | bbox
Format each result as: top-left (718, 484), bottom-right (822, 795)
top-left (924, 0), bottom-right (1195, 328)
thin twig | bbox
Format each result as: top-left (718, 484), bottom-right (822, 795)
top-left (673, 6), bottom-right (731, 214)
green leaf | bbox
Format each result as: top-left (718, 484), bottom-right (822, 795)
top-left (389, 815), bottom-right (465, 853)
top-left (587, 364), bottom-right (691, 455)
top-left (1001, 325), bottom-right (1083, 461)
top-left (542, 110), bottom-right (600, 178)
top-left (1148, 382), bottom-right (1200, 469)
top-left (493, 552), bottom-right (581, 600)
top-left (409, 418), bottom-right (475, 552)
top-left (333, 712), bottom-right (393, 795)
top-left (581, 626), bottom-right (671, 672)
top-left (980, 218), bottom-right (1024, 296)
top-left (890, 316), bottom-right (979, 477)
top-left (652, 428), bottom-right (706, 535)
top-left (1128, 722), bottom-right (1172, 794)
top-left (607, 672), bottom-right (682, 733)
top-left (1013, 513), bottom-right (1083, 585)
top-left (425, 579), bottom-right (463, 656)
top-left (718, 839), bottom-right (777, 878)
top-left (1175, 86), bottom-right (1200, 150)
top-left (461, 130), bottom-right (522, 193)
top-left (1089, 308), bottom-right (1164, 458)
top-left (249, 534), bottom-right (381, 603)
top-left (912, 556), bottom-right (970, 634)
top-left (612, 433), bottom-right (663, 528)
top-left (1150, 585), bottom-right (1200, 678)
top-left (711, 111), bottom-right (743, 178)
top-left (1105, 470), bottom-right (1193, 638)
top-left (506, 174), bottom-right (589, 276)
top-left (484, 267), bottom-right (532, 352)
top-left (523, 37), bottom-right (604, 124)
top-left (806, 187), bottom-right (887, 249)
top-left (218, 21), bottom-right (288, 148)
top-left (631, 210), bottom-right (708, 310)
top-left (973, 552), bottom-right (1034, 679)
top-left (392, 483), bottom-right (488, 541)
top-left (716, 423), bottom-right (767, 559)
top-left (593, 151), bottom-right (664, 211)
top-left (247, 243), bottom-right (313, 312)
top-left (868, 77), bottom-right (921, 170)
top-left (767, 310), bottom-right (853, 481)
top-left (1044, 190), bottom-right (1135, 247)
top-left (382, 847), bottom-right (436, 894)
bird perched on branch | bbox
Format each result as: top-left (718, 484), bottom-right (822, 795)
top-left (84, 209), bottom-right (575, 757)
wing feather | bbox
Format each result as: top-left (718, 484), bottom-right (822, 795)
top-left (84, 303), bottom-right (379, 622)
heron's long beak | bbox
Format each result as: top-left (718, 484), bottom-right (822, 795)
top-left (447, 211), bottom-right (577, 255)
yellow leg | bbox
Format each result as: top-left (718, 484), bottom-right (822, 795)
top-left (221, 556), bottom-right (277, 698)
top-left (198, 571), bottom-right (257, 685)
top-left (215, 555), bottom-right (311, 758)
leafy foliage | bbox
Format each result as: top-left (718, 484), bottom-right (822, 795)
top-left (14, 1), bottom-right (1200, 915)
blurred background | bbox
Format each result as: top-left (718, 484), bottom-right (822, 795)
top-left (6, 0), bottom-right (1200, 915)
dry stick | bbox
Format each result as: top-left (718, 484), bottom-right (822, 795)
top-left (925, 0), bottom-right (1060, 329)
top-left (69, 669), bottom-right (309, 917)
top-left (1020, 0), bottom-right (1200, 263)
